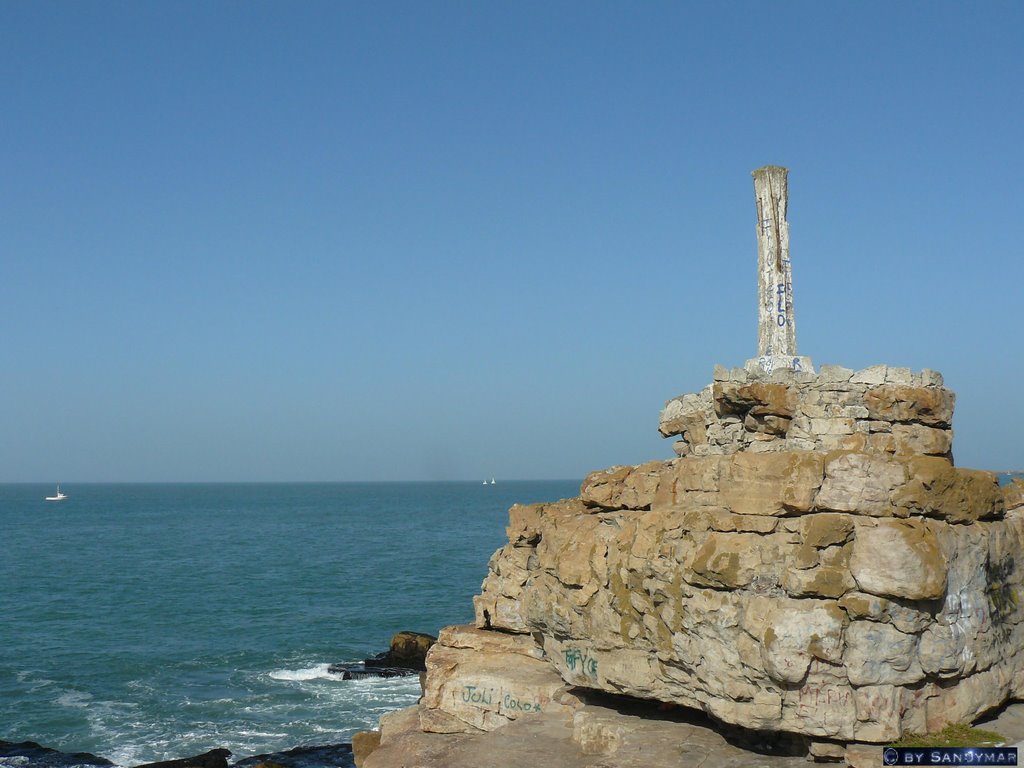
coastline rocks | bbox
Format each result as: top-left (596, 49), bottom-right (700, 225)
top-left (233, 744), bottom-right (354, 768)
top-left (133, 749), bottom-right (231, 768)
top-left (418, 625), bottom-right (577, 733)
top-left (361, 696), bottom-right (812, 768)
top-left (471, 369), bottom-right (1024, 744)
top-left (327, 664), bottom-right (418, 680)
top-left (331, 630), bottom-right (438, 680)
top-left (0, 743), bottom-right (357, 768)
top-left (359, 363), bottom-right (1024, 766)
top-left (0, 741), bottom-right (114, 767)
top-left (364, 631), bottom-right (436, 671)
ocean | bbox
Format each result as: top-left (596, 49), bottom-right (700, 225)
top-left (0, 481), bottom-right (579, 766)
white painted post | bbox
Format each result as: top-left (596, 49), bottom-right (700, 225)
top-left (747, 165), bottom-right (813, 375)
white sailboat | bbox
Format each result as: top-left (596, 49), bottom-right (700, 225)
top-left (45, 484), bottom-right (67, 502)
top-left (490, 478), bottom-right (495, 485)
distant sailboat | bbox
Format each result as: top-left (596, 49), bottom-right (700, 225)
top-left (490, 478), bottom-right (495, 485)
top-left (45, 484), bottom-right (67, 502)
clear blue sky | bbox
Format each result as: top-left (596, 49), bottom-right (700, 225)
top-left (2, 2), bottom-right (1021, 482)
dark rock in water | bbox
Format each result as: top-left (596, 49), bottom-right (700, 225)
top-left (326, 663), bottom-right (418, 680)
top-left (233, 744), bottom-right (353, 768)
top-left (363, 631), bottom-right (436, 671)
top-left (0, 741), bottom-right (114, 767)
top-left (132, 748), bottom-right (231, 768)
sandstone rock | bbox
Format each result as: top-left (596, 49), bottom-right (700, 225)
top-left (713, 382), bottom-right (798, 418)
top-left (844, 621), bottom-right (923, 685)
top-left (894, 458), bottom-right (1003, 522)
top-left (864, 385), bottom-right (954, 427)
top-left (686, 532), bottom-right (767, 589)
top-left (660, 389), bottom-right (713, 438)
top-left (783, 543), bottom-right (855, 598)
top-left (891, 423), bottom-right (953, 457)
top-left (420, 626), bottom-right (573, 733)
top-left (580, 461), bottom-right (669, 510)
top-left (849, 519), bottom-right (946, 600)
top-left (352, 731), bottom-right (381, 767)
top-left (455, 363), bottom-right (1024, 756)
top-left (761, 602), bottom-right (846, 683)
top-left (1006, 479), bottom-right (1024, 513)
top-left (364, 698), bottom-right (813, 768)
top-left (808, 740), bottom-right (846, 760)
top-left (885, 367), bottom-right (913, 385)
top-left (719, 451), bottom-right (824, 515)
top-left (803, 513), bottom-right (855, 548)
top-left (850, 365), bottom-right (888, 385)
top-left (436, 624), bottom-right (544, 659)
top-left (818, 365), bottom-right (854, 383)
top-left (844, 743), bottom-right (883, 768)
top-left (363, 631), bottom-right (437, 671)
top-left (816, 453), bottom-right (906, 516)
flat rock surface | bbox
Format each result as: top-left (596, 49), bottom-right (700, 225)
top-left (363, 697), bottom-right (814, 768)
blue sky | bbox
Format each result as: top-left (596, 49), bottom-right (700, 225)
top-left (2, 2), bottom-right (1022, 482)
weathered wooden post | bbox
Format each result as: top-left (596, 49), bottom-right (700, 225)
top-left (747, 165), bottom-right (814, 375)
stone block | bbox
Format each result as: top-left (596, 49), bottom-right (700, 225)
top-left (816, 453), bottom-right (907, 516)
top-left (803, 514), bottom-right (856, 548)
top-left (760, 602), bottom-right (846, 683)
top-left (891, 424), bottom-right (952, 457)
top-left (810, 417), bottom-right (855, 435)
top-left (885, 367), bottom-right (913, 385)
top-left (850, 365), bottom-right (888, 385)
top-left (844, 622), bottom-right (923, 685)
top-left (580, 462), bottom-right (669, 510)
top-left (1005, 479), bottom-right (1024, 513)
top-left (894, 458), bottom-right (1003, 522)
top-left (685, 532), bottom-right (766, 589)
top-left (714, 381), bottom-right (797, 418)
top-left (420, 628), bottom-right (572, 733)
top-left (864, 385), bottom-right (955, 427)
top-left (849, 519), bottom-right (946, 600)
top-left (818, 364), bottom-right (854, 383)
top-left (720, 451), bottom-right (824, 515)
top-left (352, 730), bottom-right (381, 767)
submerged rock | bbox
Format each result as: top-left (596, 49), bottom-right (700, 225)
top-left (327, 664), bottom-right (418, 680)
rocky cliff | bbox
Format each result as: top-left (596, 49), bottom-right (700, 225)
top-left (359, 365), bottom-right (1024, 767)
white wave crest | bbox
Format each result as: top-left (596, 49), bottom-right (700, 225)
top-left (268, 663), bottom-right (334, 681)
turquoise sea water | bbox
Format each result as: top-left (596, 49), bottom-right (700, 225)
top-left (0, 481), bottom-right (578, 765)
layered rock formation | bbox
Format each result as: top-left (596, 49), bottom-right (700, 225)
top-left (660, 364), bottom-right (953, 459)
top-left (360, 365), bottom-right (1024, 766)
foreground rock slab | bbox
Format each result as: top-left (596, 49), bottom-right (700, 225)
top-left (362, 697), bottom-right (815, 768)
